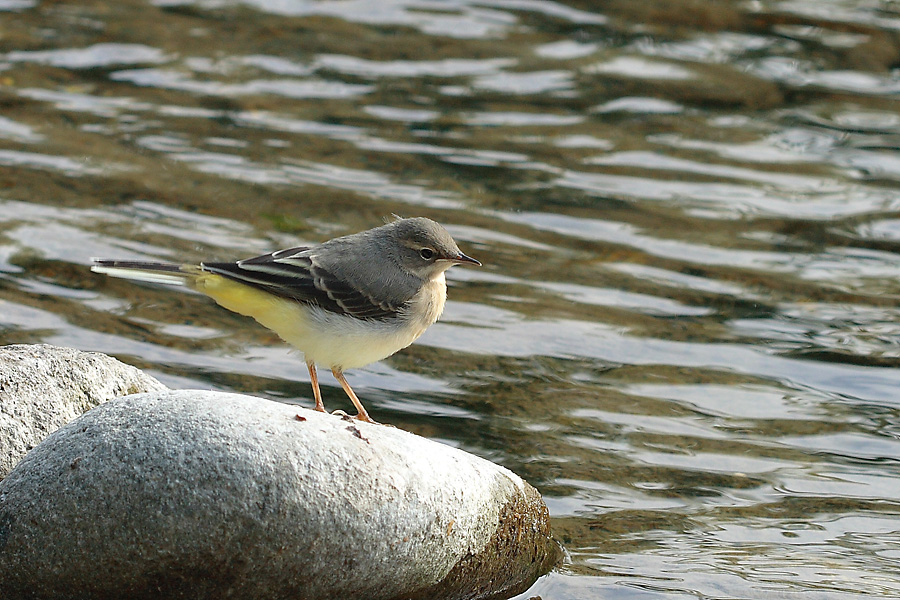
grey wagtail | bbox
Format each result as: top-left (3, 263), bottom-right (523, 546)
top-left (92, 217), bottom-right (480, 423)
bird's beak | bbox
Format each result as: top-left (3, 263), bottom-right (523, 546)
top-left (452, 252), bottom-right (481, 266)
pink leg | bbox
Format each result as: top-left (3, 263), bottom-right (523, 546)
top-left (332, 368), bottom-right (378, 424)
top-left (307, 360), bottom-right (326, 412)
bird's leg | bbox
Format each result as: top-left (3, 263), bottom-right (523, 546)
top-left (306, 360), bottom-right (326, 412)
top-left (332, 368), bottom-right (378, 424)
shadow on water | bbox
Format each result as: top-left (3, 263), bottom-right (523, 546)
top-left (3, 0), bottom-right (900, 597)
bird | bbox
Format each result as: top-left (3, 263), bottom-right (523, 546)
top-left (91, 216), bottom-right (480, 424)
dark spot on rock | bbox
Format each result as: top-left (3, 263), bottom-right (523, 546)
top-left (346, 425), bottom-right (368, 443)
top-left (294, 414), bottom-right (307, 422)
top-left (69, 457), bottom-right (82, 469)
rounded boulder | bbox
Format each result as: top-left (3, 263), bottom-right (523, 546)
top-left (0, 390), bottom-right (559, 600)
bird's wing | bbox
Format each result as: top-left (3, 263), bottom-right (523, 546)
top-left (201, 246), bottom-right (404, 320)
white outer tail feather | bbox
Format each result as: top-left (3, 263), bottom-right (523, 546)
top-left (90, 264), bottom-right (188, 286)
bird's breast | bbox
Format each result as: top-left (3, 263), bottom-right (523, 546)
top-left (298, 275), bottom-right (445, 369)
top-left (405, 273), bottom-right (447, 339)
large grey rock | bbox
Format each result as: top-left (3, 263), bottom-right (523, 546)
top-left (0, 390), bottom-right (560, 600)
top-left (0, 343), bottom-right (167, 478)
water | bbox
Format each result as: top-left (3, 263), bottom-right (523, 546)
top-left (3, 0), bottom-right (900, 597)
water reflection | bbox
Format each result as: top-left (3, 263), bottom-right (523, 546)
top-left (6, 43), bottom-right (168, 68)
top-left (3, 0), bottom-right (900, 598)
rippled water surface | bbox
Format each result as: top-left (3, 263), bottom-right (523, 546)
top-left (4, 0), bottom-right (900, 597)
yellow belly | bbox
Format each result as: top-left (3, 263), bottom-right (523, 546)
top-left (192, 272), bottom-right (443, 369)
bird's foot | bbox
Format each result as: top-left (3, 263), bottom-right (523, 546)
top-left (355, 413), bottom-right (380, 425)
top-left (331, 408), bottom-right (381, 425)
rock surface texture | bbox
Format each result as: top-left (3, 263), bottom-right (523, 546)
top-left (0, 343), bottom-right (167, 478)
top-left (0, 390), bottom-right (560, 600)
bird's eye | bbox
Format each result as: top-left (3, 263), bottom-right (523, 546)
top-left (419, 248), bottom-right (435, 260)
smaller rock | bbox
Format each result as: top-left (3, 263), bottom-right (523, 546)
top-left (0, 344), bottom-right (167, 478)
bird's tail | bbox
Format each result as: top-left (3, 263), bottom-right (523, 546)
top-left (90, 259), bottom-right (195, 286)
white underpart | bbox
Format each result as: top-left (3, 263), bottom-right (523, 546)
top-left (277, 273), bottom-right (447, 369)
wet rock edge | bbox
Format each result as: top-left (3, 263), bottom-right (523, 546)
top-left (407, 484), bottom-right (562, 600)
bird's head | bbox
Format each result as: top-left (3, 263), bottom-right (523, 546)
top-left (389, 217), bottom-right (480, 280)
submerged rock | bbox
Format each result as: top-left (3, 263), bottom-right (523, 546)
top-left (0, 343), bottom-right (167, 479)
top-left (0, 390), bottom-right (560, 600)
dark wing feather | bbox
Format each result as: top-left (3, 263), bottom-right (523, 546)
top-left (201, 247), bottom-right (402, 320)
